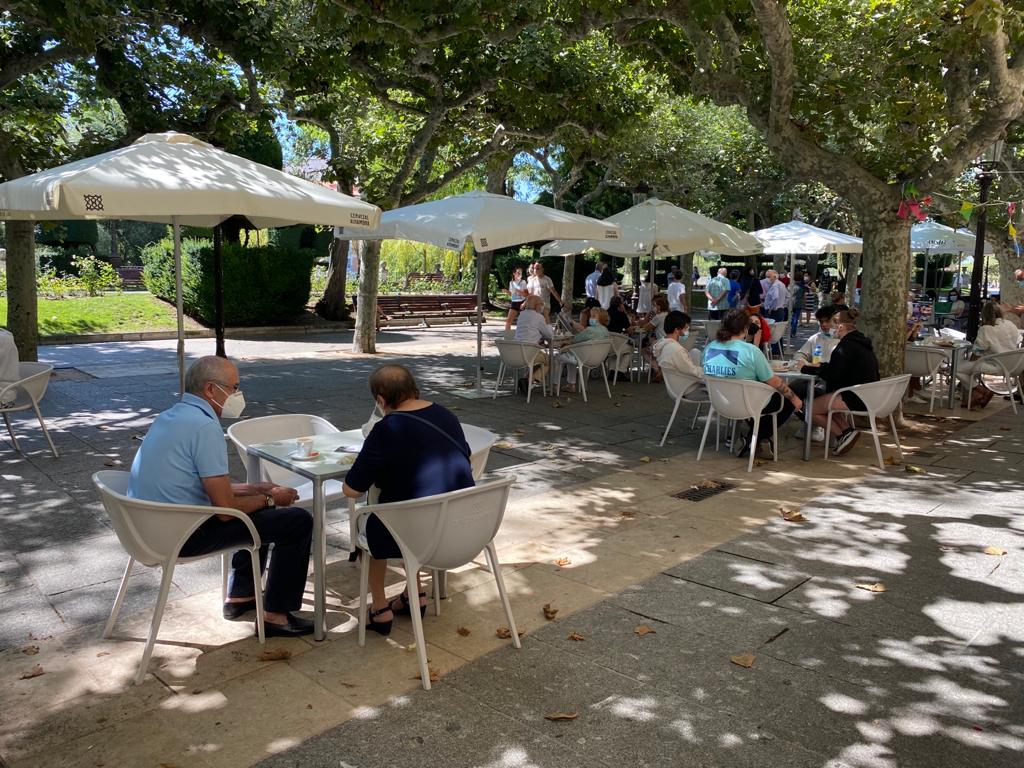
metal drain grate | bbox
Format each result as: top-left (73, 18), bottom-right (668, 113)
top-left (672, 481), bottom-right (734, 502)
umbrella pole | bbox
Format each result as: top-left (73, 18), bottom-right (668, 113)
top-left (922, 249), bottom-right (929, 293)
top-left (475, 247), bottom-right (484, 393)
top-left (173, 216), bottom-right (185, 398)
top-left (213, 224), bottom-right (225, 357)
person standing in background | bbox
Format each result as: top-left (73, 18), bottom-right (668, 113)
top-left (705, 267), bottom-right (730, 320)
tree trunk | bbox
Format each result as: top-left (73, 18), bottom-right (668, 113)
top-left (353, 239), bottom-right (381, 353)
top-left (6, 220), bottom-right (37, 361)
top-left (859, 211), bottom-right (912, 377)
top-left (109, 221), bottom-right (120, 266)
top-left (561, 253), bottom-right (574, 308)
top-left (315, 237), bottom-right (351, 321)
top-left (994, 239), bottom-right (1024, 309)
top-left (681, 252), bottom-right (695, 312)
top-left (845, 253), bottom-right (861, 308)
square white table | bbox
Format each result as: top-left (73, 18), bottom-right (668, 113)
top-left (909, 340), bottom-right (972, 407)
top-left (245, 428), bottom-right (364, 641)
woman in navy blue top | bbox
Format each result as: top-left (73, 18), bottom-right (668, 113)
top-left (343, 364), bottom-right (473, 636)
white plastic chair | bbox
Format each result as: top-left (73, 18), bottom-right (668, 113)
top-left (823, 374), bottom-right (911, 470)
top-left (92, 470), bottom-right (265, 685)
top-left (904, 346), bottom-right (948, 412)
top-left (606, 332), bottom-right (634, 384)
top-left (0, 362), bottom-right (59, 457)
top-left (355, 476), bottom-right (520, 690)
top-left (228, 414), bottom-right (346, 509)
top-left (555, 338), bottom-right (613, 402)
top-left (963, 349), bottom-right (1024, 414)
top-left (703, 321), bottom-right (721, 345)
top-left (697, 377), bottom-right (781, 473)
top-left (493, 340), bottom-right (546, 403)
top-left (765, 322), bottom-right (787, 360)
top-left (659, 370), bottom-right (709, 446)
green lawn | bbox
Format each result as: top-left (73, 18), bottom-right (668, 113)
top-left (0, 292), bottom-right (202, 336)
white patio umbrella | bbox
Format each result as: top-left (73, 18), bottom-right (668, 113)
top-left (352, 190), bottom-right (622, 394)
top-left (0, 132), bottom-right (382, 392)
top-left (752, 220), bottom-right (862, 254)
top-left (909, 220), bottom-right (992, 292)
top-left (541, 197), bottom-right (763, 259)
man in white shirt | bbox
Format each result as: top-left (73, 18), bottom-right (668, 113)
top-left (789, 306), bottom-right (839, 442)
top-left (585, 262), bottom-right (604, 300)
top-left (511, 296), bottom-right (552, 386)
top-left (527, 262), bottom-right (562, 321)
top-left (667, 269), bottom-right (687, 313)
top-left (762, 270), bottom-right (789, 322)
top-left (652, 311), bottom-right (706, 399)
top-left (704, 268), bottom-right (730, 319)
top-left (0, 329), bottom-right (19, 408)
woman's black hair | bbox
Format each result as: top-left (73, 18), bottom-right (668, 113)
top-left (584, 297), bottom-right (600, 309)
top-left (717, 308), bottom-right (749, 341)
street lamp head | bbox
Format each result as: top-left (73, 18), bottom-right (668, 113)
top-left (980, 138), bottom-right (1005, 169)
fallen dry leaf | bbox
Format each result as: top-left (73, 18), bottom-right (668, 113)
top-left (904, 465), bottom-right (927, 474)
top-left (553, 557), bottom-right (571, 567)
top-left (639, 456), bottom-right (652, 463)
top-left (496, 627), bottom-right (512, 639)
top-left (131, 433), bottom-right (144, 441)
top-left (258, 649), bottom-right (292, 662)
top-left (414, 666), bottom-right (440, 683)
top-left (855, 583), bottom-right (887, 593)
top-left (513, 429), bottom-right (526, 436)
top-left (614, 402), bottom-right (623, 408)
top-left (753, 459), bottom-right (766, 467)
top-left (730, 652), bottom-right (756, 668)
top-left (494, 442), bottom-right (514, 449)
top-left (552, 401), bottom-right (563, 409)
top-left (883, 456), bottom-right (902, 466)
top-left (21, 645), bottom-right (39, 656)
top-left (983, 546), bottom-right (1008, 556)
top-left (544, 711), bottom-right (578, 721)
top-left (658, 458), bottom-right (670, 463)
top-left (633, 625), bottom-right (656, 636)
top-left (697, 479), bottom-right (721, 489)
top-left (779, 507), bottom-right (807, 523)
top-left (96, 651), bottom-right (111, 657)
top-left (305, 704), bottom-right (313, 709)
top-left (19, 664), bottom-right (44, 680)
top-left (999, 426), bottom-right (1011, 431)
top-left (543, 603), bottom-right (559, 620)
top-left (456, 627), bottom-right (471, 637)
top-left (96, 425), bottom-right (110, 431)
top-left (619, 510), bottom-right (635, 518)
top-left (567, 632), bottom-right (585, 641)
top-left (449, 405), bottom-right (460, 411)
top-left (103, 458), bottom-right (122, 467)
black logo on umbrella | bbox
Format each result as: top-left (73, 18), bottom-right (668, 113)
top-left (83, 194), bottom-right (104, 212)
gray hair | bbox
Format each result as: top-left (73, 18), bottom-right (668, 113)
top-left (185, 356), bottom-right (236, 395)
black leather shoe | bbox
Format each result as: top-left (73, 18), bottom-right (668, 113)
top-left (259, 613), bottom-right (315, 637)
top-left (223, 599), bottom-right (257, 620)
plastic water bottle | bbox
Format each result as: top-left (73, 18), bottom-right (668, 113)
top-left (812, 342), bottom-right (823, 365)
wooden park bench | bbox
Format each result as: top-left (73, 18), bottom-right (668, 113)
top-left (116, 266), bottom-right (145, 289)
top-left (351, 293), bottom-right (481, 329)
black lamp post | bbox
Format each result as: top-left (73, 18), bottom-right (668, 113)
top-left (966, 140), bottom-right (1004, 341)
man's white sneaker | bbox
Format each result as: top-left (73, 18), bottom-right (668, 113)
top-left (811, 426), bottom-right (826, 442)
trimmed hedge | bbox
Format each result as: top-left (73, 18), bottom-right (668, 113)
top-left (141, 238), bottom-right (315, 326)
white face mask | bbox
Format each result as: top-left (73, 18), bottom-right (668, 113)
top-left (215, 384), bottom-right (246, 419)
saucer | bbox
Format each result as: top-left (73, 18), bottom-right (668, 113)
top-left (288, 450), bottom-right (320, 461)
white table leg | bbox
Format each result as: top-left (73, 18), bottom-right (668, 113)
top-left (803, 382), bottom-right (815, 461)
top-left (312, 481), bottom-right (326, 641)
top-left (947, 349), bottom-right (960, 407)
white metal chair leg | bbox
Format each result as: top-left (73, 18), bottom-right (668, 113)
top-left (824, 410), bottom-right (834, 459)
top-left (889, 414), bottom-right (904, 462)
top-left (431, 568), bottom-right (442, 617)
top-left (135, 564), bottom-right (176, 685)
top-left (600, 363), bottom-right (611, 398)
top-left (32, 402), bottom-right (59, 458)
top-left (493, 362), bottom-right (505, 399)
top-left (103, 557), bottom-right (134, 638)
top-left (250, 546), bottom-right (265, 644)
top-left (485, 543), bottom-right (521, 650)
top-left (404, 558), bottom-right (432, 690)
top-left (772, 415), bottom-right (779, 462)
top-left (357, 548), bottom-right (369, 647)
top-left (3, 413), bottom-right (19, 451)
top-left (660, 398), bottom-right (682, 447)
top-left (220, 553), bottom-right (229, 602)
top-left (868, 417), bottom-right (884, 470)
top-left (690, 401), bottom-right (704, 430)
top-left (747, 419), bottom-right (760, 473)
top-left (578, 363), bottom-right (589, 403)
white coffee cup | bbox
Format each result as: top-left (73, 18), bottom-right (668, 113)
top-left (295, 437), bottom-right (314, 457)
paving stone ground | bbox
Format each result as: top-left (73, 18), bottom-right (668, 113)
top-left (0, 320), bottom-right (1020, 768)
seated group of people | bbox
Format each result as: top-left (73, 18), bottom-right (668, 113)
top-left (128, 357), bottom-right (471, 639)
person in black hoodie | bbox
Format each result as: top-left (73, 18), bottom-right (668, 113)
top-left (807, 308), bottom-right (880, 456)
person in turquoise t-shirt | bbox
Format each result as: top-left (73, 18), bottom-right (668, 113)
top-left (705, 267), bottom-right (731, 319)
top-left (703, 308), bottom-right (803, 458)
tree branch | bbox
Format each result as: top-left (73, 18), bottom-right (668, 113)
top-left (0, 38), bottom-right (84, 91)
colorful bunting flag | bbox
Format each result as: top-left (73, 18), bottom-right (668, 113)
top-left (960, 201), bottom-right (974, 224)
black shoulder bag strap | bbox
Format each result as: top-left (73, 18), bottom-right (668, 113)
top-left (391, 411), bottom-right (471, 459)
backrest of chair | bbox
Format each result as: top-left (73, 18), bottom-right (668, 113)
top-left (227, 414), bottom-right (340, 485)
top-left (705, 377), bottom-right (775, 420)
top-left (844, 374), bottom-right (911, 416)
top-left (606, 333), bottom-right (631, 356)
top-left (904, 346), bottom-right (946, 377)
top-left (460, 423), bottom-right (497, 481)
top-left (92, 470), bottom-right (215, 566)
top-left (663, 370), bottom-right (701, 402)
top-left (769, 323), bottom-right (786, 343)
top-left (15, 362), bottom-right (53, 401)
top-left (987, 348), bottom-right (1024, 376)
top-left (368, 477), bottom-right (515, 571)
top-left (495, 339), bottom-right (542, 368)
top-left (703, 321), bottom-right (721, 343)
top-left (569, 338), bottom-right (613, 366)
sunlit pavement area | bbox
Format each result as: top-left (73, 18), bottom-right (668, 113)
top-left (1, 323), bottom-right (1022, 768)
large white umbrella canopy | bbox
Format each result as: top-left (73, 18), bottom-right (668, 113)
top-left (911, 219), bottom-right (991, 254)
top-left (540, 198), bottom-right (763, 258)
top-left (0, 132), bottom-right (382, 391)
top-left (357, 190), bottom-right (621, 251)
top-left (352, 190), bottom-right (622, 394)
top-left (752, 220), bottom-right (862, 254)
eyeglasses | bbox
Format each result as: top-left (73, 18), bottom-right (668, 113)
top-left (214, 381), bottom-right (240, 392)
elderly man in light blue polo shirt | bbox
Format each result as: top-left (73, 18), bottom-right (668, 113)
top-left (129, 356), bottom-right (314, 637)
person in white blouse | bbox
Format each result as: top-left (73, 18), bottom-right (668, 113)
top-left (505, 266), bottom-right (530, 331)
top-left (0, 328), bottom-right (19, 407)
top-left (956, 302), bottom-right (1022, 403)
top-left (666, 269), bottom-right (687, 313)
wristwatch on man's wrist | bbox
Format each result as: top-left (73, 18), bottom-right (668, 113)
top-left (264, 494), bottom-right (275, 509)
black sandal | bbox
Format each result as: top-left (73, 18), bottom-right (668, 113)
top-left (366, 605), bottom-right (393, 636)
top-left (389, 591), bottom-right (428, 618)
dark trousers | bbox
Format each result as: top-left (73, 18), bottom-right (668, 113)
top-left (708, 309), bottom-right (724, 320)
top-left (181, 506), bottom-right (313, 613)
top-left (747, 393), bottom-right (796, 442)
